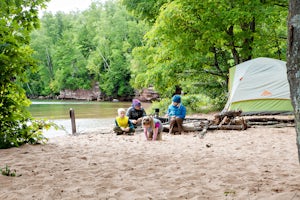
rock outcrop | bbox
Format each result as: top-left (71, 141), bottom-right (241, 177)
top-left (57, 83), bottom-right (160, 102)
top-left (58, 83), bottom-right (101, 101)
top-left (135, 87), bottom-right (160, 102)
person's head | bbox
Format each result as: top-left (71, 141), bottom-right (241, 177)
top-left (172, 95), bottom-right (181, 106)
top-left (117, 108), bottom-right (126, 117)
top-left (132, 99), bottom-right (142, 110)
top-left (142, 116), bottom-right (154, 129)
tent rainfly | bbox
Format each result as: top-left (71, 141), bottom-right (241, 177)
top-left (223, 57), bottom-right (293, 115)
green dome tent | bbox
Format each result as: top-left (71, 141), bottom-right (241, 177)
top-left (223, 57), bottom-right (293, 115)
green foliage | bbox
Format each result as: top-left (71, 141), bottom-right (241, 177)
top-left (127, 0), bottom-right (288, 109)
top-left (25, 0), bottom-right (289, 112)
top-left (0, 119), bottom-right (56, 149)
top-left (121, 0), bottom-right (170, 23)
top-left (0, 0), bottom-right (54, 149)
top-left (28, 1), bottom-right (147, 99)
top-left (0, 165), bottom-right (21, 177)
top-left (150, 94), bottom-right (220, 116)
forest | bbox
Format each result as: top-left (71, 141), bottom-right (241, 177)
top-left (27, 0), bottom-right (288, 106)
top-left (2, 0), bottom-right (296, 149)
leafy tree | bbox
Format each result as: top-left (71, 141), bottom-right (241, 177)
top-left (28, 0), bottom-right (147, 99)
top-left (287, 0), bottom-right (300, 162)
top-left (121, 0), bottom-right (169, 23)
top-left (126, 0), bottom-right (287, 106)
top-left (51, 19), bottom-right (91, 92)
top-left (28, 22), bottom-right (55, 96)
top-left (84, 1), bottom-right (148, 98)
top-left (0, 0), bottom-right (51, 148)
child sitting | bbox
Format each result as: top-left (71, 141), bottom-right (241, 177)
top-left (113, 108), bottom-right (135, 135)
top-left (142, 116), bottom-right (163, 141)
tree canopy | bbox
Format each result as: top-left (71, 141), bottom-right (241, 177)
top-left (28, 0), bottom-right (148, 99)
top-left (0, 0), bottom-right (50, 148)
top-left (125, 0), bottom-right (288, 104)
top-left (27, 0), bottom-right (288, 106)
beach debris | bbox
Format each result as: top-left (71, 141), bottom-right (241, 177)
top-left (163, 110), bottom-right (294, 139)
top-left (206, 143), bottom-right (212, 148)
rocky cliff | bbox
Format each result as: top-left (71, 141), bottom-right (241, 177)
top-left (57, 83), bottom-right (159, 102)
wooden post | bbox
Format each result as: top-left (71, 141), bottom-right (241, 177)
top-left (69, 108), bottom-right (76, 135)
top-left (154, 108), bottom-right (160, 118)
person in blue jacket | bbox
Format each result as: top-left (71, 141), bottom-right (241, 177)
top-left (167, 95), bottom-right (186, 134)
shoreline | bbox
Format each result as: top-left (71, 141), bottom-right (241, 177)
top-left (43, 118), bottom-right (115, 138)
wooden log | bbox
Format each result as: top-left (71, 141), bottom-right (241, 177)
top-left (247, 121), bottom-right (279, 126)
top-left (218, 124), bottom-right (246, 130)
top-left (218, 110), bottom-right (242, 118)
top-left (246, 118), bottom-right (294, 123)
top-left (212, 110), bottom-right (242, 125)
top-left (162, 122), bottom-right (204, 132)
top-left (194, 121), bottom-right (209, 139)
top-left (157, 117), bottom-right (208, 123)
top-left (184, 117), bottom-right (208, 121)
top-left (207, 124), bottom-right (247, 130)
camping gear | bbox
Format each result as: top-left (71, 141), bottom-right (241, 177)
top-left (223, 57), bottom-right (293, 115)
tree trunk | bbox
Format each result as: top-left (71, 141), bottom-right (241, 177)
top-left (287, 0), bottom-right (300, 163)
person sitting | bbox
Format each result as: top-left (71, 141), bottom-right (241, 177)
top-left (142, 116), bottom-right (163, 141)
top-left (126, 99), bottom-right (147, 128)
top-left (167, 95), bottom-right (186, 134)
top-left (113, 108), bottom-right (135, 135)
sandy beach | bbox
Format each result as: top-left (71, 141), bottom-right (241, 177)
top-left (1, 115), bottom-right (300, 200)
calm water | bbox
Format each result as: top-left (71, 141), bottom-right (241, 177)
top-left (28, 100), bottom-right (152, 137)
top-left (28, 100), bottom-right (151, 119)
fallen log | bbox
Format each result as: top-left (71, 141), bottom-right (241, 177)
top-left (212, 110), bottom-right (242, 125)
top-left (219, 124), bottom-right (247, 130)
top-left (248, 123), bottom-right (295, 128)
top-left (247, 121), bottom-right (279, 126)
top-left (217, 110), bottom-right (242, 118)
top-left (157, 117), bottom-right (208, 125)
top-left (246, 118), bottom-right (294, 123)
top-left (207, 124), bottom-right (246, 130)
top-left (162, 122), bottom-right (204, 132)
top-left (194, 121), bottom-right (209, 139)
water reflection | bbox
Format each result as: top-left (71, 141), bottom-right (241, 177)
top-left (28, 100), bottom-right (152, 119)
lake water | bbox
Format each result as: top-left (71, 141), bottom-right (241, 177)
top-left (28, 100), bottom-right (147, 119)
top-left (28, 100), bottom-right (152, 137)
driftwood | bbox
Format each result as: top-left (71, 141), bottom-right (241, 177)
top-left (205, 124), bottom-right (246, 130)
top-left (163, 122), bottom-right (206, 132)
top-left (246, 117), bottom-right (294, 124)
top-left (194, 121), bottom-right (209, 139)
top-left (245, 117), bottom-right (295, 128)
top-left (158, 117), bottom-right (208, 124)
top-left (163, 110), bottom-right (247, 137)
top-left (211, 110), bottom-right (243, 125)
top-left (162, 110), bottom-right (294, 139)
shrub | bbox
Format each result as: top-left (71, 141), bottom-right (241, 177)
top-left (0, 119), bottom-right (56, 149)
top-left (149, 94), bottom-right (223, 117)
